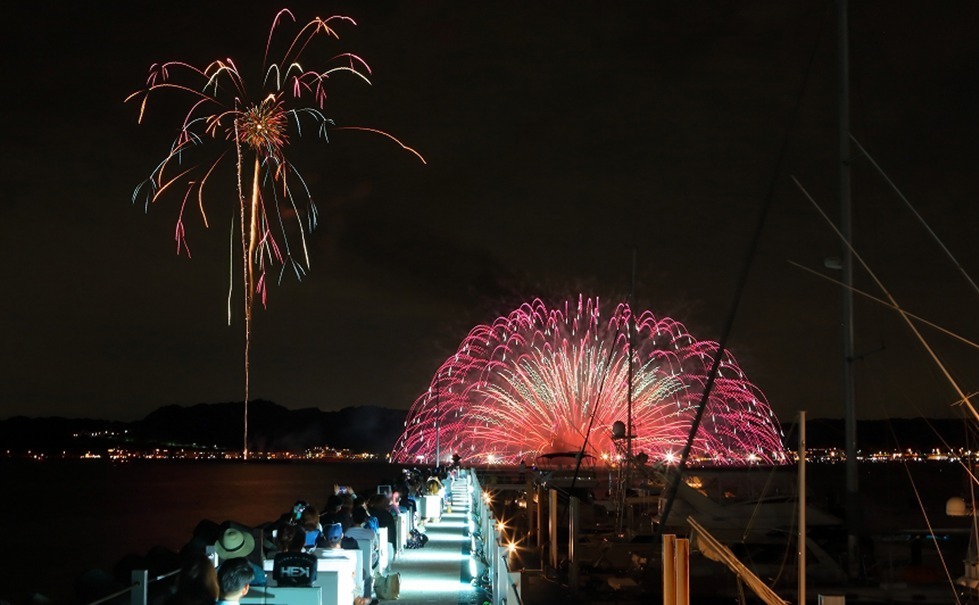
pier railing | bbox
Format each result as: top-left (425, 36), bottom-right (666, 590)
top-left (82, 568), bottom-right (179, 605)
top-left (470, 469), bottom-right (524, 605)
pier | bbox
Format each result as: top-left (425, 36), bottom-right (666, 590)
top-left (388, 475), bottom-right (479, 604)
top-left (113, 470), bottom-right (525, 605)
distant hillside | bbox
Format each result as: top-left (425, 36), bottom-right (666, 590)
top-left (0, 401), bottom-right (408, 455)
top-left (0, 405), bottom-right (971, 456)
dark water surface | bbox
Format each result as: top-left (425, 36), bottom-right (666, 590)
top-left (0, 460), bottom-right (401, 605)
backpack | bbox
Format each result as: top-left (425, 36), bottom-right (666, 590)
top-left (405, 534), bottom-right (423, 549)
top-left (374, 571), bottom-right (401, 599)
top-left (406, 528), bottom-right (429, 549)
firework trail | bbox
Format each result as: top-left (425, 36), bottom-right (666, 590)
top-left (392, 296), bottom-right (788, 466)
top-left (128, 9), bottom-right (424, 458)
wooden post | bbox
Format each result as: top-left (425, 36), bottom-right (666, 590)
top-left (663, 534), bottom-right (677, 605)
top-left (535, 482), bottom-right (544, 568)
top-left (569, 496), bottom-right (579, 592)
top-left (675, 538), bottom-right (690, 605)
top-left (549, 489), bottom-right (559, 570)
top-left (527, 475), bottom-right (536, 544)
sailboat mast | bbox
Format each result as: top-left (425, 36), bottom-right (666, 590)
top-left (837, 0), bottom-right (860, 576)
top-left (628, 248), bottom-right (636, 462)
top-left (435, 381), bottom-right (441, 467)
top-left (799, 411), bottom-right (807, 605)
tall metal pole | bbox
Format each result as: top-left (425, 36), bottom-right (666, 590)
top-left (621, 249), bottom-right (636, 536)
top-left (837, 0), bottom-right (860, 577)
top-left (627, 248), bottom-right (636, 462)
top-left (435, 381), bottom-right (441, 467)
top-left (799, 411), bottom-right (807, 605)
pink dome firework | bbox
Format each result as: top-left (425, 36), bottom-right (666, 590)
top-left (391, 296), bottom-right (788, 466)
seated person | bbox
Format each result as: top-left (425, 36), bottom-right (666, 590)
top-left (344, 507), bottom-right (380, 569)
top-left (343, 508), bottom-right (379, 601)
top-left (339, 492), bottom-right (357, 526)
top-left (321, 522), bottom-right (359, 551)
top-left (388, 491), bottom-right (402, 516)
top-left (367, 494), bottom-right (397, 547)
top-left (392, 481), bottom-right (416, 519)
top-left (291, 501), bottom-right (309, 523)
top-left (300, 506), bottom-right (323, 549)
top-left (319, 494), bottom-right (352, 531)
top-left (216, 557), bottom-right (254, 605)
top-left (167, 552), bottom-right (218, 605)
top-left (424, 474), bottom-right (443, 496)
top-left (215, 526), bottom-right (266, 586)
top-left (272, 525), bottom-right (317, 587)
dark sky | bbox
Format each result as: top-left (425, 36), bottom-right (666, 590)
top-left (3, 1), bottom-right (979, 424)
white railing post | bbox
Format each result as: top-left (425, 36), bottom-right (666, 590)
top-left (471, 469), bottom-right (523, 605)
top-left (494, 539), bottom-right (504, 605)
top-left (130, 569), bottom-right (148, 605)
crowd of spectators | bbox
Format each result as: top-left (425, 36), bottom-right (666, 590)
top-left (165, 466), bottom-right (453, 605)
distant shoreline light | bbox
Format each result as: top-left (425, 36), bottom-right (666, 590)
top-left (1, 445), bottom-right (970, 464)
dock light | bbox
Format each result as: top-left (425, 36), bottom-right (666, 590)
top-left (482, 492), bottom-right (492, 504)
top-left (496, 520), bottom-right (506, 532)
top-left (506, 542), bottom-right (517, 566)
top-left (947, 496), bottom-right (974, 517)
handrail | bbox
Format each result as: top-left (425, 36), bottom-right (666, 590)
top-left (85, 583), bottom-right (139, 605)
top-left (500, 549), bottom-right (524, 605)
top-left (471, 469), bottom-right (524, 605)
top-left (152, 569), bottom-right (181, 583)
top-left (82, 567), bottom-right (180, 605)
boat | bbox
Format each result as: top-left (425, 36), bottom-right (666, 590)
top-left (533, 452), bottom-right (600, 492)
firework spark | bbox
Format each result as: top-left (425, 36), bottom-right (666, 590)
top-left (129, 9), bottom-right (424, 458)
top-left (392, 296), bottom-right (788, 466)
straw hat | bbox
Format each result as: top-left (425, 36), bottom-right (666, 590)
top-left (214, 527), bottom-right (255, 558)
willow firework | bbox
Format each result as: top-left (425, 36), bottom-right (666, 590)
top-left (128, 9), bottom-right (424, 458)
top-left (392, 297), bottom-right (788, 466)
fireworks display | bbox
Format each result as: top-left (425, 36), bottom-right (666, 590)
top-left (392, 296), bottom-right (788, 466)
top-left (128, 9), bottom-right (423, 457)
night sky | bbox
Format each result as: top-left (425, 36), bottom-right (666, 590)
top-left (4, 1), bottom-right (979, 424)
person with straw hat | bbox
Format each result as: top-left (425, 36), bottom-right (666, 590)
top-left (214, 526), bottom-right (267, 587)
